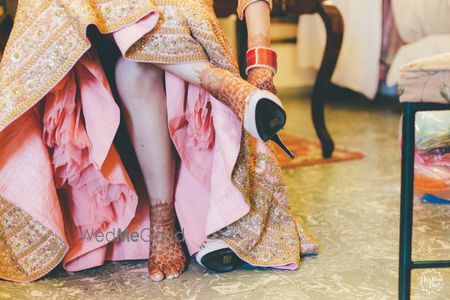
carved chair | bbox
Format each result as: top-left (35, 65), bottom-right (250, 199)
top-left (0, 0), bottom-right (13, 57)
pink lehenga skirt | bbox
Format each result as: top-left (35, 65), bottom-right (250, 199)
top-left (0, 1), bottom-right (316, 283)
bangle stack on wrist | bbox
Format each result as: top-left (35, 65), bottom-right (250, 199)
top-left (245, 47), bottom-right (278, 76)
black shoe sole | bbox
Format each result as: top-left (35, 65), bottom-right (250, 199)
top-left (200, 248), bottom-right (245, 273)
top-left (255, 98), bottom-right (287, 141)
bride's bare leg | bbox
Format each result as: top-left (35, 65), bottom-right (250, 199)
top-left (115, 57), bottom-right (185, 281)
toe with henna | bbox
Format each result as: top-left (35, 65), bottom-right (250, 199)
top-left (148, 202), bottom-right (186, 281)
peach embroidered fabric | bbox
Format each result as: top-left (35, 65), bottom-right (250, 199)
top-left (0, 0), bottom-right (316, 282)
top-left (0, 50), bottom-right (144, 282)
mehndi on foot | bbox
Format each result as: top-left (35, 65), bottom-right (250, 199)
top-left (148, 202), bottom-right (186, 281)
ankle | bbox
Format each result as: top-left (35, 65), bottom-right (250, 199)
top-left (150, 202), bottom-right (175, 225)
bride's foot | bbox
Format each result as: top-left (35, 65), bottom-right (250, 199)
top-left (199, 66), bottom-right (294, 159)
top-left (148, 202), bottom-right (186, 281)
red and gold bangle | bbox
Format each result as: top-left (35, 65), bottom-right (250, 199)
top-left (245, 47), bottom-right (278, 75)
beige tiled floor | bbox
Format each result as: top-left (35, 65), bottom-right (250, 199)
top-left (0, 93), bottom-right (449, 299)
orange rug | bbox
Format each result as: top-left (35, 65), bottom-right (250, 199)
top-left (274, 133), bottom-right (365, 168)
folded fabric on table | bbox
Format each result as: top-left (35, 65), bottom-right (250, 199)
top-left (412, 111), bottom-right (450, 202)
top-left (416, 111), bottom-right (450, 153)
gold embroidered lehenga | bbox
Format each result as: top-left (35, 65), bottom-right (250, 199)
top-left (0, 0), bottom-right (317, 282)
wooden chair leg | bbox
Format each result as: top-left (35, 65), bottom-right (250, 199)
top-left (0, 14), bottom-right (13, 56)
top-left (313, 2), bottom-right (343, 158)
top-left (236, 19), bottom-right (248, 79)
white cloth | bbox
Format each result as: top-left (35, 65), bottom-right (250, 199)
top-left (386, 0), bottom-right (450, 86)
top-left (297, 0), bottom-right (383, 99)
top-left (387, 35), bottom-right (450, 86)
top-left (392, 0), bottom-right (450, 43)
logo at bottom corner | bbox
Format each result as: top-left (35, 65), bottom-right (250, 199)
top-left (420, 269), bottom-right (444, 295)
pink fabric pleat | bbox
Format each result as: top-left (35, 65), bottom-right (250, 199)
top-left (41, 52), bottom-right (148, 271)
top-left (164, 73), bottom-right (251, 253)
top-left (0, 108), bottom-right (68, 246)
top-left (0, 10), bottom-right (158, 278)
top-left (113, 12), bottom-right (160, 58)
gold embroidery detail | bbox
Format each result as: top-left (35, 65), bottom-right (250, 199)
top-left (125, 0), bottom-right (238, 73)
top-left (3, 213), bottom-right (30, 240)
top-left (0, 0), bottom-right (157, 131)
top-left (0, 0), bottom-right (241, 131)
top-left (211, 133), bottom-right (301, 267)
top-left (0, 196), bottom-right (68, 282)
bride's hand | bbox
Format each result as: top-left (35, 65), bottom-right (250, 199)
top-left (247, 67), bottom-right (277, 94)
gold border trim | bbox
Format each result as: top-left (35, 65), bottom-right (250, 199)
top-left (0, 1), bottom-right (156, 132)
top-left (0, 196), bottom-right (69, 283)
